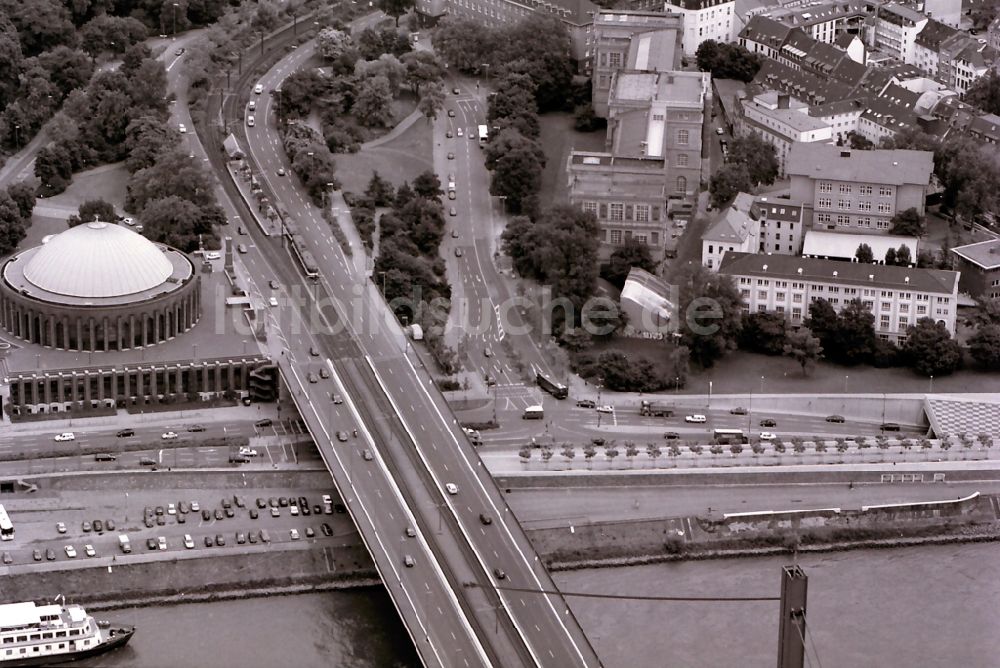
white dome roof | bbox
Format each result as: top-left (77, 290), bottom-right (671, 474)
top-left (23, 221), bottom-right (174, 298)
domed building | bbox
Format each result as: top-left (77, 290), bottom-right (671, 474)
top-left (0, 221), bottom-right (201, 352)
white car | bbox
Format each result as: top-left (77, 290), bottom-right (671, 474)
top-left (84, 545), bottom-right (96, 557)
top-left (191, 501), bottom-right (200, 512)
top-left (596, 405), bottom-right (614, 414)
top-left (268, 297), bottom-right (278, 307)
top-left (759, 432), bottom-right (776, 441)
top-left (54, 432), bottom-right (75, 442)
top-left (167, 503), bottom-right (176, 515)
top-left (183, 534), bottom-right (195, 549)
top-left (122, 217), bottom-right (135, 226)
top-left (64, 546), bottom-right (77, 558)
top-left (157, 536), bottom-right (167, 551)
top-left (253, 83), bottom-right (263, 94)
top-left (205, 251), bottom-right (221, 260)
top-left (445, 483), bottom-right (459, 495)
top-left (685, 415), bottom-right (707, 423)
top-left (178, 123), bottom-right (186, 133)
top-left (290, 505), bottom-right (299, 516)
top-left (246, 115), bottom-right (255, 127)
top-left (715, 127), bottom-right (724, 135)
top-left (238, 447), bottom-right (258, 457)
top-left (290, 529), bottom-right (300, 540)
top-left (161, 431), bottom-right (178, 440)
top-left (457, 127), bottom-right (464, 137)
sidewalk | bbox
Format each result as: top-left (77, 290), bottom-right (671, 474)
top-left (1, 403), bottom-right (281, 434)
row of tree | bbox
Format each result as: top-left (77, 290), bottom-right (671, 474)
top-left (854, 242), bottom-right (914, 266)
top-left (695, 40), bottom-right (762, 83)
top-left (0, 181), bottom-right (36, 256)
top-left (372, 170), bottom-right (455, 371)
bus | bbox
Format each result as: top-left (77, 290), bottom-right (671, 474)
top-left (478, 125), bottom-right (488, 146)
top-left (536, 373), bottom-right (568, 399)
top-left (713, 428), bottom-right (748, 445)
top-left (0, 505), bottom-right (12, 541)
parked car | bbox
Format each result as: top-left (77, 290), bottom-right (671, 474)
top-left (85, 545), bottom-right (96, 557)
top-left (187, 425), bottom-right (205, 432)
top-left (321, 523), bottom-right (334, 537)
top-left (56, 522), bottom-right (67, 534)
top-left (290, 529), bottom-right (301, 541)
top-left (82, 521), bottom-right (92, 532)
top-left (146, 538), bottom-right (157, 550)
top-left (157, 537), bottom-right (167, 551)
top-left (93, 520), bottom-right (103, 532)
top-left (64, 546), bottom-right (77, 558)
top-left (184, 535), bottom-right (195, 549)
top-left (215, 534), bottom-right (226, 546)
top-left (271, 507), bottom-right (280, 518)
top-left (305, 527), bottom-right (315, 538)
top-left (46, 549), bottom-right (56, 561)
top-left (204, 536), bottom-right (214, 547)
top-left (32, 549), bottom-right (42, 562)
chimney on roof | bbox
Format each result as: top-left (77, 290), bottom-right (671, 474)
top-left (797, 267), bottom-right (803, 274)
top-left (892, 161), bottom-right (898, 166)
top-left (840, 149), bottom-right (851, 157)
top-left (778, 93), bottom-right (790, 109)
top-left (905, 276), bottom-right (910, 283)
top-left (762, 264), bottom-right (768, 271)
top-left (869, 274), bottom-right (874, 281)
top-left (833, 270), bottom-right (838, 276)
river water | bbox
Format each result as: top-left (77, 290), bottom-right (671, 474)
top-left (82, 543), bottom-right (1000, 668)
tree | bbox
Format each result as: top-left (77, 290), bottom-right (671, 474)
top-left (67, 199), bottom-right (116, 227)
top-left (317, 28), bottom-right (355, 62)
top-left (3, 0), bottom-right (76, 58)
top-left (35, 143), bottom-right (75, 193)
top-left (895, 244), bottom-right (912, 267)
top-left (36, 46), bottom-right (94, 99)
top-left (411, 171), bottom-right (443, 200)
top-left (124, 115), bottom-right (177, 173)
top-left (971, 296), bottom-right (1000, 327)
top-left (402, 50), bottom-right (443, 96)
top-left (884, 247), bottom-right (897, 266)
top-left (583, 444), bottom-right (597, 468)
top-left (356, 54), bottom-right (407, 96)
top-left (726, 135), bottom-right (779, 186)
top-left (675, 262), bottom-right (743, 367)
top-left (834, 299), bottom-right (877, 365)
top-left (843, 131), bottom-right (874, 150)
top-left (0, 190), bottom-right (27, 256)
top-left (709, 163), bottom-right (751, 208)
top-left (418, 82), bottom-right (444, 121)
top-left (126, 148), bottom-right (216, 212)
top-left (668, 345), bottom-right (691, 390)
top-left (6, 182), bottom-right (35, 221)
top-left (598, 352), bottom-right (665, 392)
top-left (365, 171), bottom-right (395, 207)
top-left (694, 40), bottom-right (760, 82)
top-left (964, 69), bottom-right (1000, 116)
top-left (574, 103), bottom-right (603, 132)
top-left (604, 238), bottom-right (656, 287)
top-left (783, 327), bottom-right (823, 375)
top-left (495, 16), bottom-right (574, 112)
top-left (969, 324), bottom-right (1000, 370)
top-left (432, 17), bottom-right (495, 74)
top-left (855, 243), bottom-right (874, 264)
top-left (353, 75), bottom-right (394, 127)
top-left (739, 311), bottom-right (787, 355)
top-left (901, 317), bottom-right (962, 376)
top-left (890, 207), bottom-right (925, 236)
top-left (378, 0), bottom-right (415, 26)
top-left (79, 14), bottom-right (148, 58)
top-left (489, 133), bottom-right (545, 216)
top-left (291, 144), bottom-right (340, 207)
top-left (695, 40), bottom-right (719, 73)
top-left (139, 196), bottom-right (208, 252)
top-left (804, 297), bottom-right (840, 351)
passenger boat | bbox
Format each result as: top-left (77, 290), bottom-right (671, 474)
top-left (0, 600), bottom-right (134, 666)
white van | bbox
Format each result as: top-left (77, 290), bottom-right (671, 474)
top-left (118, 534), bottom-right (131, 553)
top-left (522, 405), bottom-right (544, 420)
top-left (247, 115), bottom-right (255, 127)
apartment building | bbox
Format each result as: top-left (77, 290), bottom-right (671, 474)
top-left (870, 3), bottom-right (927, 64)
top-left (568, 70), bottom-right (709, 261)
top-left (756, 0), bottom-right (868, 44)
top-left (786, 144), bottom-right (933, 232)
top-left (736, 91), bottom-right (834, 175)
top-left (950, 239), bottom-right (1000, 299)
top-left (701, 194), bottom-right (805, 269)
top-left (718, 252), bottom-right (960, 341)
top-left (663, 0), bottom-right (736, 56)
top-left (590, 10), bottom-right (683, 117)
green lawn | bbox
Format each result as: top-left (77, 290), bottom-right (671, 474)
top-left (687, 349), bottom-right (999, 395)
top-left (333, 105), bottom-right (433, 196)
top-left (536, 112), bottom-right (606, 206)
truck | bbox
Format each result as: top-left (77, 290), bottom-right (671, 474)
top-left (639, 400), bottom-right (674, 417)
top-left (522, 405), bottom-right (544, 420)
top-left (536, 373), bottom-right (568, 399)
top-left (118, 534), bottom-right (131, 553)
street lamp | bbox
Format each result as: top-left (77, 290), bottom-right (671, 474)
top-left (379, 271), bottom-right (386, 297)
top-left (929, 375), bottom-right (934, 393)
top-left (13, 124), bottom-right (19, 149)
top-left (760, 375), bottom-right (765, 394)
top-left (708, 380), bottom-right (713, 411)
top-left (172, 3), bottom-right (179, 38)
top-left (844, 375), bottom-right (848, 393)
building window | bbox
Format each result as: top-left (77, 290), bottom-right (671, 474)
top-left (876, 219), bottom-right (890, 229)
top-left (819, 182), bottom-right (832, 193)
top-left (899, 316), bottom-right (908, 327)
top-left (917, 305), bottom-right (927, 315)
top-left (676, 176), bottom-right (687, 193)
top-left (792, 307), bottom-right (802, 319)
top-left (741, 289), bottom-right (751, 298)
top-left (677, 153), bottom-right (689, 167)
top-left (609, 203), bottom-right (623, 221)
top-left (863, 300), bottom-right (874, 310)
top-left (757, 304), bottom-right (767, 312)
top-left (839, 184), bottom-right (852, 193)
top-left (609, 229), bottom-right (622, 244)
top-left (837, 215), bottom-right (850, 226)
top-left (877, 202), bottom-right (891, 214)
top-left (677, 129), bottom-right (689, 145)
top-left (881, 302), bottom-right (891, 311)
top-left (880, 314), bottom-right (890, 329)
top-left (816, 213), bottom-right (832, 223)
top-left (838, 199), bottom-right (851, 210)
top-left (582, 202), bottom-right (597, 216)
top-left (899, 303), bottom-right (909, 313)
top-left (608, 52), bottom-right (622, 68)
top-left (857, 201), bottom-right (871, 212)
top-left (635, 204), bottom-right (649, 222)
top-left (758, 290), bottom-right (768, 299)
top-left (859, 185), bottom-right (873, 195)
top-left (879, 186), bottom-right (893, 197)
top-left (776, 292), bottom-right (786, 300)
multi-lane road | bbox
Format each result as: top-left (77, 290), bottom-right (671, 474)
top-left (220, 24), bottom-right (600, 668)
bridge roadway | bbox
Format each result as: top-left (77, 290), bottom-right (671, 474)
top-left (202, 19), bottom-right (601, 668)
